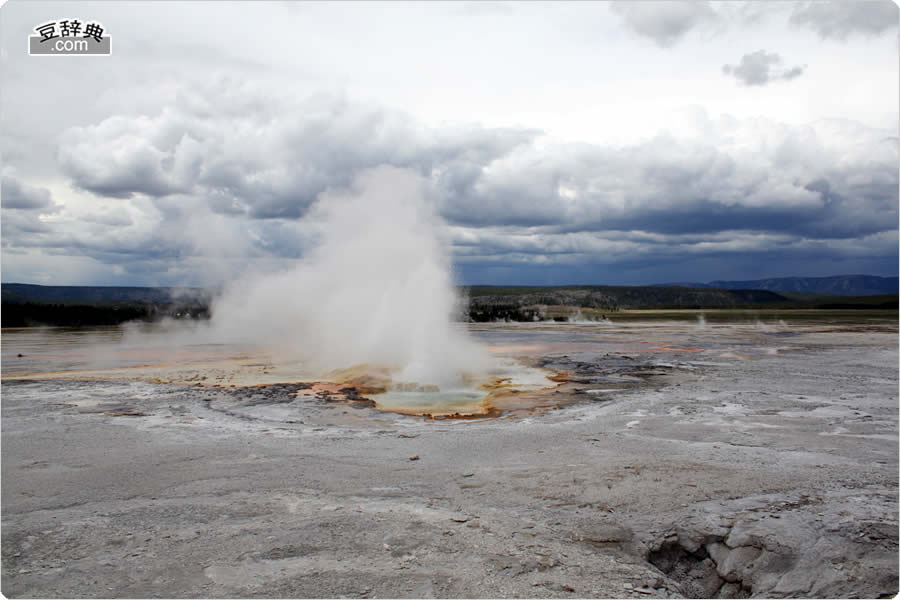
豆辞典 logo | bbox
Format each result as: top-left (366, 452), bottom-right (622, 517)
top-left (28, 19), bottom-right (111, 56)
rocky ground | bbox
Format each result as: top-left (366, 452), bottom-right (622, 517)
top-left (1, 322), bottom-right (897, 598)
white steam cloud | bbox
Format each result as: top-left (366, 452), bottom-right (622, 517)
top-left (209, 166), bottom-right (491, 388)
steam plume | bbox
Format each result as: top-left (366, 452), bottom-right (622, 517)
top-left (209, 166), bottom-right (491, 388)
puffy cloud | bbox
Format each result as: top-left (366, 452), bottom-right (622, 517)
top-left (723, 51), bottom-right (806, 86)
top-left (789, 1), bottom-right (898, 40)
top-left (19, 84), bottom-right (900, 285)
top-left (57, 88), bottom-right (537, 222)
top-left (58, 112), bottom-right (209, 199)
top-left (609, 1), bottom-right (720, 47)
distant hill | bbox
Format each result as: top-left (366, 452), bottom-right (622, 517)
top-left (466, 285), bottom-right (791, 320)
top-left (653, 275), bottom-right (898, 296)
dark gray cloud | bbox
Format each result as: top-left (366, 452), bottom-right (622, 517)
top-left (722, 51), bottom-right (806, 86)
top-left (0, 173), bottom-right (62, 257)
top-left (789, 1), bottom-right (898, 40)
top-left (1, 210), bottom-right (54, 238)
top-left (455, 236), bottom-right (899, 286)
top-left (438, 122), bottom-right (898, 243)
top-left (1, 174), bottom-right (54, 210)
top-left (610, 1), bottom-right (720, 47)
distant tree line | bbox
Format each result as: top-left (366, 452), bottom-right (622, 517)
top-left (2, 285), bottom-right (894, 328)
top-left (466, 304), bottom-right (545, 322)
top-left (1, 302), bottom-right (209, 328)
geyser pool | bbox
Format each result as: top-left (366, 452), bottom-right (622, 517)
top-left (318, 357), bottom-right (560, 417)
top-left (372, 390), bottom-right (489, 416)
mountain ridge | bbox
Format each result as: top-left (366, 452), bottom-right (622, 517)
top-left (652, 274), bottom-right (898, 296)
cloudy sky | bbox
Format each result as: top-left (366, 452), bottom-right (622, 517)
top-left (1, 1), bottom-right (898, 287)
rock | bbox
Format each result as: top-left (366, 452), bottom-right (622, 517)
top-left (718, 582), bottom-right (746, 598)
top-left (717, 546), bottom-right (762, 583)
top-left (706, 541), bottom-right (730, 566)
top-left (677, 531), bottom-right (703, 553)
top-left (104, 410), bottom-right (147, 417)
top-left (724, 521), bottom-right (767, 549)
top-left (772, 567), bottom-right (816, 595)
top-left (580, 523), bottom-right (633, 545)
top-left (538, 582), bottom-right (577, 593)
top-left (748, 549), bottom-right (793, 591)
top-left (695, 561), bottom-right (727, 598)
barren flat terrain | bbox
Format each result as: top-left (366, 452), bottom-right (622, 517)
top-left (2, 316), bottom-right (897, 598)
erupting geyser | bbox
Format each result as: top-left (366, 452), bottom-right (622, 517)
top-left (210, 166), bottom-right (494, 394)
